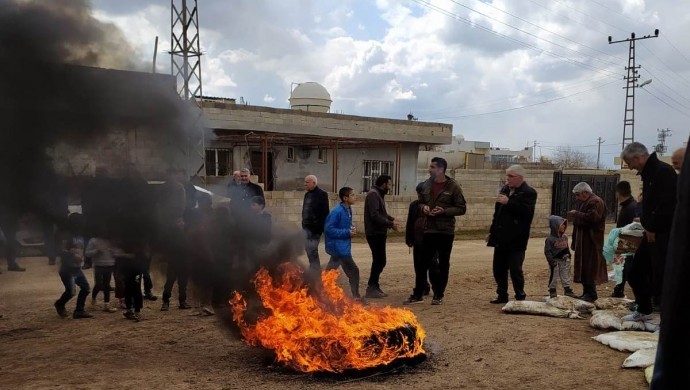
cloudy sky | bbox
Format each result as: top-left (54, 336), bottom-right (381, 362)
top-left (92, 0), bottom-right (690, 166)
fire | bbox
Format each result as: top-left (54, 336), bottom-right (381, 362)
top-left (230, 263), bottom-right (426, 373)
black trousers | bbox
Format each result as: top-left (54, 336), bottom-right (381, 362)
top-left (412, 244), bottom-right (438, 297)
top-left (492, 247), bottom-right (526, 299)
top-left (142, 255), bottom-right (153, 294)
top-left (92, 265), bottom-right (115, 303)
top-left (422, 233), bottom-right (454, 298)
top-left (629, 232), bottom-right (670, 314)
top-left (123, 260), bottom-right (143, 311)
top-left (366, 235), bottom-right (388, 288)
top-left (162, 261), bottom-right (189, 305)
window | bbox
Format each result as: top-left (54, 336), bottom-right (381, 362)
top-left (205, 148), bottom-right (231, 176)
top-left (287, 146), bottom-right (295, 162)
top-left (362, 160), bottom-right (393, 193)
top-left (318, 148), bottom-right (327, 163)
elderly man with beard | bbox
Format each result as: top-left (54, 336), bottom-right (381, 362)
top-left (487, 165), bottom-right (537, 304)
top-left (567, 182), bottom-right (607, 302)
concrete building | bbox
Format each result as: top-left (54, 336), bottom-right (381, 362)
top-left (202, 83), bottom-right (452, 195)
top-left (440, 135), bottom-right (533, 163)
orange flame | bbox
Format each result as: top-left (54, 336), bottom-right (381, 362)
top-left (230, 262), bottom-right (426, 373)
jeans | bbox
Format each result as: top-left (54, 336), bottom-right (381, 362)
top-left (56, 267), bottom-right (90, 312)
top-left (162, 261), bottom-right (189, 305)
top-left (326, 255), bottom-right (360, 297)
top-left (422, 233), bottom-right (455, 298)
top-left (492, 247), bottom-right (526, 299)
top-left (304, 230), bottom-right (322, 273)
top-left (92, 265), bottom-right (115, 303)
top-left (366, 234), bottom-right (387, 288)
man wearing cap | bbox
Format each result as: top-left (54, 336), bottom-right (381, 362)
top-left (567, 182), bottom-right (607, 302)
top-left (487, 165), bottom-right (537, 304)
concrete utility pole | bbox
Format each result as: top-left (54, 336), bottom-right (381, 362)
top-left (596, 137), bottom-right (605, 169)
top-left (655, 128), bottom-right (672, 155)
top-left (608, 29), bottom-right (659, 157)
top-left (532, 140), bottom-right (538, 162)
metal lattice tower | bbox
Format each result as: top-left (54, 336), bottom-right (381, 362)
top-left (608, 30), bottom-right (659, 157)
top-left (170, 0), bottom-right (205, 179)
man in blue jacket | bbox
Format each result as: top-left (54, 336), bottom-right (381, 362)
top-left (324, 187), bottom-right (361, 299)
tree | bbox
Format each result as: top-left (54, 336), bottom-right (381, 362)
top-left (551, 146), bottom-right (595, 169)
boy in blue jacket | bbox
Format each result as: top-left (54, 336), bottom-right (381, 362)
top-left (324, 187), bottom-right (361, 299)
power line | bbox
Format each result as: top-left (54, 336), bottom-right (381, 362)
top-left (641, 87), bottom-right (690, 118)
top-left (427, 79), bottom-right (619, 120)
top-left (409, 0), bottom-right (622, 79)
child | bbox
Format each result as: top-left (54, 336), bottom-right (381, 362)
top-left (54, 213), bottom-right (93, 319)
top-left (404, 182), bottom-right (439, 304)
top-left (85, 230), bottom-right (118, 313)
top-left (544, 215), bottom-right (576, 298)
top-left (324, 187), bottom-right (362, 299)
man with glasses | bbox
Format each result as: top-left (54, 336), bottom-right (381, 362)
top-left (488, 165), bottom-right (537, 304)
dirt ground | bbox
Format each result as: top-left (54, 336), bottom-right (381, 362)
top-left (0, 238), bottom-right (648, 390)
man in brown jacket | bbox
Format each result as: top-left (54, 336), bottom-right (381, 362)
top-left (418, 157), bottom-right (467, 305)
top-left (567, 182), bottom-right (607, 302)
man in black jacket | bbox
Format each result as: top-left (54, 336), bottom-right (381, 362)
top-left (487, 165), bottom-right (537, 304)
top-left (622, 142), bottom-right (677, 321)
top-left (229, 168), bottom-right (264, 211)
top-left (301, 175), bottom-right (330, 273)
top-left (364, 175), bottom-right (399, 298)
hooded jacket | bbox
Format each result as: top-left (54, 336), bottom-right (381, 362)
top-left (544, 215), bottom-right (571, 265)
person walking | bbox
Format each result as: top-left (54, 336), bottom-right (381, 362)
top-left (301, 175), bottom-right (330, 274)
top-left (324, 187), bottom-right (362, 300)
top-left (487, 165), bottom-right (538, 303)
top-left (363, 175), bottom-right (398, 298)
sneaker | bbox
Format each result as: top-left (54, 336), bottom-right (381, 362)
top-left (376, 287), bottom-right (389, 297)
top-left (515, 294), bottom-right (527, 301)
top-left (564, 288), bottom-right (578, 298)
top-left (123, 310), bottom-right (136, 320)
top-left (365, 287), bottom-right (386, 299)
top-left (144, 292), bottom-right (158, 301)
top-left (548, 289), bottom-right (557, 298)
top-left (54, 301), bottom-right (68, 318)
top-left (403, 295), bottom-right (424, 305)
top-left (73, 310), bottom-right (93, 319)
top-left (202, 307), bottom-right (215, 316)
top-left (622, 311), bottom-right (653, 322)
top-left (160, 302), bottom-right (170, 311)
top-left (133, 312), bottom-right (142, 322)
top-left (178, 302), bottom-right (192, 310)
top-left (490, 296), bottom-right (509, 304)
top-left (117, 298), bottom-right (127, 309)
top-left (431, 296), bottom-right (443, 305)
top-left (7, 265), bottom-right (26, 272)
top-left (103, 304), bottom-right (117, 313)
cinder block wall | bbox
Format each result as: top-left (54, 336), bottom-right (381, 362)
top-left (264, 169), bottom-right (556, 234)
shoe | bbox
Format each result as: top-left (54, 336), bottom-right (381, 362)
top-left (403, 295), bottom-right (424, 305)
top-left (117, 298), bottom-right (127, 309)
top-left (548, 288), bottom-right (557, 298)
top-left (611, 285), bottom-right (625, 298)
top-left (353, 296), bottom-right (368, 305)
top-left (580, 294), bottom-right (597, 303)
top-left (564, 288), bottom-right (578, 298)
top-left (178, 302), bottom-right (192, 310)
top-left (133, 312), bottom-right (142, 322)
top-left (103, 304), bottom-right (118, 313)
top-left (515, 294), bottom-right (527, 301)
top-left (73, 310), bottom-right (93, 319)
top-left (54, 301), bottom-right (68, 318)
top-left (123, 310), bottom-right (136, 320)
top-left (365, 287), bottom-right (386, 299)
top-left (622, 311), bottom-right (652, 322)
top-left (202, 307), bottom-right (215, 316)
top-left (160, 302), bottom-right (170, 311)
top-left (431, 296), bottom-right (443, 305)
top-left (144, 292), bottom-right (158, 301)
top-left (490, 296), bottom-right (509, 304)
top-left (7, 265), bottom-right (26, 272)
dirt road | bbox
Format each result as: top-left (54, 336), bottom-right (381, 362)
top-left (0, 238), bottom-right (646, 389)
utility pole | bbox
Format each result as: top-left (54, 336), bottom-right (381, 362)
top-left (596, 137), bottom-right (605, 169)
top-left (170, 0), bottom-right (205, 181)
top-left (608, 30), bottom-right (659, 159)
top-left (532, 140), bottom-right (538, 162)
top-left (655, 128), bottom-right (672, 155)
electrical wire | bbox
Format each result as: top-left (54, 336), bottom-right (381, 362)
top-left (641, 87), bottom-right (690, 119)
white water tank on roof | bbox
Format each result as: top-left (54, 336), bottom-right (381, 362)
top-left (289, 82), bottom-right (332, 112)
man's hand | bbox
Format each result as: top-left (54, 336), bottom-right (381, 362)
top-left (430, 206), bottom-right (444, 216)
top-left (391, 221), bottom-right (401, 232)
top-left (350, 226), bottom-right (357, 238)
top-left (567, 210), bottom-right (577, 217)
top-left (421, 205), bottom-right (431, 215)
top-left (496, 194), bottom-right (509, 205)
top-left (485, 233), bottom-right (490, 243)
top-left (646, 231), bottom-right (656, 243)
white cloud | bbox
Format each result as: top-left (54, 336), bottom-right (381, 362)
top-left (263, 94), bottom-right (276, 103)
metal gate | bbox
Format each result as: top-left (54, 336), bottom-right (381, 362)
top-left (551, 172), bottom-right (620, 222)
top-left (362, 160), bottom-right (393, 193)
